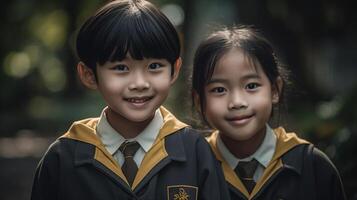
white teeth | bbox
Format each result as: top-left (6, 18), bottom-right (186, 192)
top-left (126, 97), bottom-right (151, 103)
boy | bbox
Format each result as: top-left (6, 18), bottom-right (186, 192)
top-left (31, 0), bottom-right (229, 199)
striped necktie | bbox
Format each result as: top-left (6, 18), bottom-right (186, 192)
top-left (234, 159), bottom-right (259, 193)
top-left (119, 141), bottom-right (140, 186)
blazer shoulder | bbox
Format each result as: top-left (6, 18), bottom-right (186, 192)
top-left (310, 146), bottom-right (341, 176)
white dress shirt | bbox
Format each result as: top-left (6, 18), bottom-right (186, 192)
top-left (217, 124), bottom-right (277, 182)
top-left (95, 107), bottom-right (163, 167)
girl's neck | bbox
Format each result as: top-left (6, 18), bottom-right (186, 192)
top-left (105, 108), bottom-right (154, 139)
top-left (220, 126), bottom-right (266, 159)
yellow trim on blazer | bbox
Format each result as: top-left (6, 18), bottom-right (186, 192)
top-left (207, 131), bottom-right (250, 197)
top-left (61, 106), bottom-right (188, 190)
top-left (61, 118), bottom-right (128, 184)
top-left (132, 106), bottom-right (188, 189)
top-left (207, 127), bottom-right (309, 199)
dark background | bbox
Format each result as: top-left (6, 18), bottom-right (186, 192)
top-left (1, 0), bottom-right (356, 199)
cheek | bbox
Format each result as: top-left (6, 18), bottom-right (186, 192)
top-left (152, 76), bottom-right (171, 91)
top-left (250, 95), bottom-right (273, 116)
top-left (204, 99), bottom-right (224, 129)
top-left (97, 75), bottom-right (128, 95)
top-left (205, 97), bottom-right (224, 116)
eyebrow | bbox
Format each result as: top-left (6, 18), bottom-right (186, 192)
top-left (241, 73), bottom-right (261, 80)
top-left (207, 73), bottom-right (261, 85)
top-left (206, 78), bottom-right (228, 85)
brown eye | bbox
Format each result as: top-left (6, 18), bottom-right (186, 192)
top-left (211, 87), bottom-right (226, 93)
top-left (148, 63), bottom-right (163, 70)
top-left (111, 64), bottom-right (128, 71)
top-left (245, 83), bottom-right (260, 90)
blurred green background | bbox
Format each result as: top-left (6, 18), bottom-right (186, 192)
top-left (1, 0), bottom-right (356, 199)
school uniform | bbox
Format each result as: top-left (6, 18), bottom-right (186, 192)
top-left (95, 107), bottom-right (163, 169)
top-left (31, 106), bottom-right (229, 200)
top-left (207, 126), bottom-right (346, 200)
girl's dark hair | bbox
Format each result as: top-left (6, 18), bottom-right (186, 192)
top-left (76, 0), bottom-right (180, 75)
top-left (192, 25), bottom-right (288, 124)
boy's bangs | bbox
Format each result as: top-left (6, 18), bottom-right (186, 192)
top-left (98, 15), bottom-right (179, 65)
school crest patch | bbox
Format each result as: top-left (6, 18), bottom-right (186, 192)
top-left (167, 185), bottom-right (198, 200)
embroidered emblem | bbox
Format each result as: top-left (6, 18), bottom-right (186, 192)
top-left (167, 185), bottom-right (198, 200)
top-left (174, 188), bottom-right (189, 200)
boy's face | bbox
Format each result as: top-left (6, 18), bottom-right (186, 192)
top-left (80, 54), bottom-right (181, 124)
top-left (202, 49), bottom-right (280, 142)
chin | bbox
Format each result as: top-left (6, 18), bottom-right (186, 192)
top-left (125, 115), bottom-right (152, 123)
top-left (224, 135), bottom-right (248, 141)
top-left (225, 131), bottom-right (255, 142)
top-left (127, 112), bottom-right (156, 122)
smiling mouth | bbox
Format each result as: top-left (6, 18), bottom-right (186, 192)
top-left (124, 96), bottom-right (154, 103)
top-left (226, 114), bottom-right (254, 125)
top-left (226, 114), bottom-right (253, 121)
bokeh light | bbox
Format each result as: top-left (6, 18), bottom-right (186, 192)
top-left (3, 52), bottom-right (32, 78)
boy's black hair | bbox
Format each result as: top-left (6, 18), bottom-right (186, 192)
top-left (76, 0), bottom-right (180, 76)
top-left (192, 25), bottom-right (288, 124)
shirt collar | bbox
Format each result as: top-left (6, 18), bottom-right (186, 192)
top-left (217, 124), bottom-right (277, 169)
top-left (217, 133), bottom-right (239, 169)
top-left (135, 109), bottom-right (163, 152)
top-left (251, 125), bottom-right (276, 167)
top-left (96, 107), bottom-right (163, 155)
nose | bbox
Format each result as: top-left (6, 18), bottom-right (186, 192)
top-left (128, 71), bottom-right (150, 91)
top-left (228, 90), bottom-right (248, 110)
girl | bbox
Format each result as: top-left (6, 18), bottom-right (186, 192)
top-left (192, 26), bottom-right (346, 200)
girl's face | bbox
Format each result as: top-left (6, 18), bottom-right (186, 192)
top-left (203, 48), bottom-right (280, 141)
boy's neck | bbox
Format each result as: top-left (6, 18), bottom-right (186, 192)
top-left (105, 108), bottom-right (155, 139)
top-left (220, 127), bottom-right (266, 159)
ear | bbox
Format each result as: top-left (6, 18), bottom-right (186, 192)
top-left (192, 90), bottom-right (202, 114)
top-left (272, 76), bottom-right (283, 104)
top-left (170, 57), bottom-right (182, 85)
top-left (77, 62), bottom-right (98, 90)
